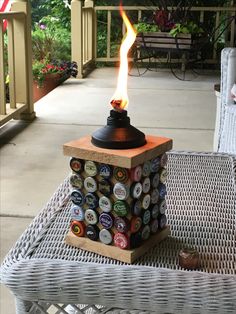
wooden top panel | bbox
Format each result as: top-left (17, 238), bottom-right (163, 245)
top-left (63, 135), bottom-right (173, 168)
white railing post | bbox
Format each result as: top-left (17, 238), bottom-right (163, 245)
top-left (0, 20), bottom-right (6, 115)
top-left (11, 0), bottom-right (35, 120)
top-left (71, 0), bottom-right (83, 78)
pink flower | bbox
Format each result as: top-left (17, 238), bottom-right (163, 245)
top-left (40, 24), bottom-right (46, 30)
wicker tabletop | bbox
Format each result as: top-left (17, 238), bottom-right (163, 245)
top-left (1, 151), bottom-right (236, 314)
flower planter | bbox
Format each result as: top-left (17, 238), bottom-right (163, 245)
top-left (136, 32), bottom-right (202, 50)
top-left (33, 72), bottom-right (69, 103)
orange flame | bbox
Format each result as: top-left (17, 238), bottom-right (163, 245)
top-left (110, 6), bottom-right (137, 112)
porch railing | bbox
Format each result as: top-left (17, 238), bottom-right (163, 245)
top-left (71, 0), bottom-right (95, 78)
top-left (71, 2), bottom-right (236, 77)
top-left (0, 0), bottom-right (35, 127)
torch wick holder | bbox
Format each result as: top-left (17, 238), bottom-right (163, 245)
top-left (91, 110), bottom-right (146, 149)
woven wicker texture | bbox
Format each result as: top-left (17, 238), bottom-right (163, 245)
top-left (1, 152), bottom-right (236, 314)
top-left (218, 48), bottom-right (236, 154)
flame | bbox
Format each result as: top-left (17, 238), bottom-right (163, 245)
top-left (110, 6), bottom-right (137, 112)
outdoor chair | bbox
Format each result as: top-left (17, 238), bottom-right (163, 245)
top-left (1, 151), bottom-right (235, 313)
top-left (214, 48), bottom-right (236, 155)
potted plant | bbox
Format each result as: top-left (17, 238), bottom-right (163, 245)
top-left (134, 1), bottom-right (204, 50)
top-left (33, 60), bottom-right (78, 102)
top-left (32, 15), bottom-right (77, 102)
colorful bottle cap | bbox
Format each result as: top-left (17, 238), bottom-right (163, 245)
top-left (99, 164), bottom-right (112, 178)
top-left (151, 204), bottom-right (159, 219)
top-left (99, 196), bottom-right (112, 212)
top-left (142, 161), bottom-right (151, 177)
top-left (130, 216), bottom-right (142, 233)
top-left (158, 214), bottom-right (167, 229)
top-left (151, 188), bottom-right (159, 204)
top-left (86, 224), bottom-right (99, 241)
top-left (142, 177), bottom-right (151, 194)
top-left (114, 167), bottom-right (129, 183)
top-left (159, 168), bottom-right (167, 184)
top-left (71, 220), bottom-right (85, 237)
top-left (130, 231), bottom-right (142, 249)
top-left (99, 229), bottom-right (113, 245)
top-left (150, 219), bottom-right (159, 234)
top-left (159, 184), bottom-right (167, 199)
top-left (113, 200), bottom-right (129, 217)
top-left (84, 160), bottom-right (97, 177)
top-left (84, 176), bottom-right (97, 193)
top-left (99, 212), bottom-right (114, 229)
top-left (150, 157), bottom-right (160, 173)
top-left (71, 190), bottom-right (84, 206)
top-left (160, 153), bottom-right (168, 168)
top-left (69, 173), bottom-right (83, 189)
top-left (141, 225), bottom-right (150, 240)
top-left (142, 210), bottom-right (151, 225)
top-left (142, 194), bottom-right (151, 210)
top-left (71, 205), bottom-right (85, 221)
top-left (113, 183), bottom-right (129, 200)
top-left (70, 157), bottom-right (83, 173)
top-left (131, 182), bottom-right (142, 199)
top-left (98, 179), bottom-right (112, 196)
top-left (150, 173), bottom-right (160, 188)
top-left (85, 192), bottom-right (98, 209)
top-left (114, 216), bottom-right (130, 233)
top-left (131, 200), bottom-right (142, 216)
top-left (130, 165), bottom-right (142, 182)
top-left (85, 209), bottom-right (98, 225)
top-left (114, 232), bottom-right (129, 249)
top-left (159, 199), bottom-right (167, 214)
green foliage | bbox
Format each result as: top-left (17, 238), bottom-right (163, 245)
top-left (32, 15), bottom-right (71, 62)
top-left (133, 22), bottom-right (160, 33)
top-left (31, 0), bottom-right (71, 28)
top-left (170, 21), bottom-right (204, 37)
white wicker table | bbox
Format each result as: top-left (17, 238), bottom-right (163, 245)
top-left (1, 152), bottom-right (236, 314)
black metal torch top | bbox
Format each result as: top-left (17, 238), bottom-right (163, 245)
top-left (91, 110), bottom-right (146, 149)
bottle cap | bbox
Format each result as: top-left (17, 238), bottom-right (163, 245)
top-left (142, 161), bottom-right (151, 177)
top-left (70, 158), bottom-right (83, 173)
top-left (99, 212), bottom-right (114, 229)
top-left (99, 229), bottom-right (113, 245)
top-left (69, 173), bottom-right (83, 189)
top-left (86, 224), bottom-right (100, 241)
top-left (99, 196), bottom-right (112, 212)
top-left (113, 200), bottom-right (129, 217)
top-left (114, 232), bottom-right (129, 249)
top-left (84, 176), bottom-right (97, 193)
top-left (71, 190), bottom-right (84, 206)
top-left (114, 216), bottom-right (130, 233)
top-left (131, 182), bottom-right (142, 199)
top-left (85, 192), bottom-right (98, 209)
top-left (84, 160), bottom-right (97, 177)
top-left (99, 164), bottom-right (112, 178)
top-left (71, 205), bottom-right (85, 221)
top-left (71, 220), bottom-right (85, 237)
top-left (142, 177), bottom-right (151, 194)
top-left (130, 165), bottom-right (142, 182)
top-left (130, 216), bottom-right (142, 233)
top-left (114, 167), bottom-right (129, 183)
top-left (85, 209), bottom-right (98, 225)
top-left (113, 183), bottom-right (129, 200)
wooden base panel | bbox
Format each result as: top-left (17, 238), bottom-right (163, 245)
top-left (65, 226), bottom-right (170, 264)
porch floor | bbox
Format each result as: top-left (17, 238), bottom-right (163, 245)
top-left (0, 67), bottom-right (219, 313)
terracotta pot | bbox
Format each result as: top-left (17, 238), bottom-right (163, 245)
top-left (33, 72), bottom-right (68, 102)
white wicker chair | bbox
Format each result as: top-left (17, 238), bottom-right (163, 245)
top-left (1, 151), bottom-right (236, 314)
top-left (216, 48), bottom-right (236, 154)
